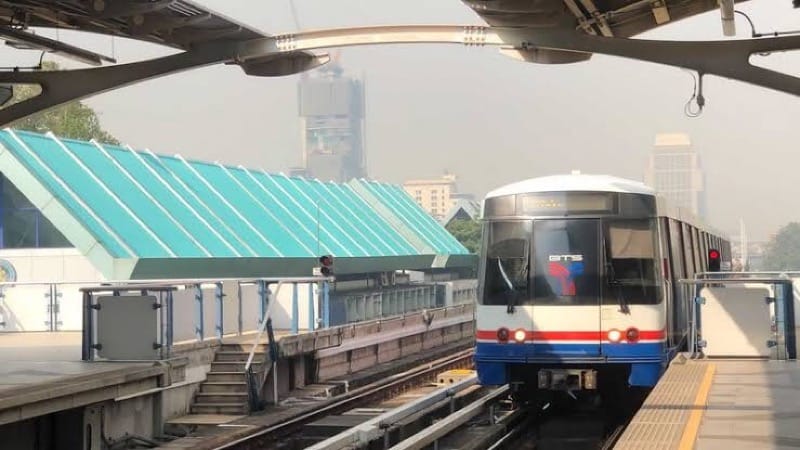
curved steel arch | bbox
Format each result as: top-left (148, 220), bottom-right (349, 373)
top-left (1, 24), bottom-right (800, 125)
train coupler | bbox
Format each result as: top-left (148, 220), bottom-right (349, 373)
top-left (538, 369), bottom-right (597, 391)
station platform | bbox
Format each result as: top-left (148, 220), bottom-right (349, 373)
top-left (0, 332), bottom-right (185, 426)
top-left (615, 355), bottom-right (800, 450)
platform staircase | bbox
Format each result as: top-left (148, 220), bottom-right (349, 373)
top-left (189, 342), bottom-right (270, 415)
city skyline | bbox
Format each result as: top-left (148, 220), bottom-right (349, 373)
top-left (644, 132), bottom-right (706, 219)
top-left (3, 1), bottom-right (799, 241)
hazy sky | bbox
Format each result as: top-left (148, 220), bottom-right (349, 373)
top-left (4, 1), bottom-right (800, 241)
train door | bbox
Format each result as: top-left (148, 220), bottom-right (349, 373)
top-left (668, 219), bottom-right (688, 348)
top-left (657, 218), bottom-right (673, 346)
top-left (531, 219), bottom-right (602, 357)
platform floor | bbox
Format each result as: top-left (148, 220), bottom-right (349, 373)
top-left (0, 332), bottom-right (158, 413)
top-left (615, 356), bottom-right (800, 450)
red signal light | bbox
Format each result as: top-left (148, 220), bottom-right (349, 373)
top-left (708, 249), bottom-right (721, 272)
top-left (318, 255), bottom-right (334, 276)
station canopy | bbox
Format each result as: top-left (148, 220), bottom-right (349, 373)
top-left (0, 129), bottom-right (474, 279)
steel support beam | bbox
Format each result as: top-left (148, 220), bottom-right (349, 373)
top-left (496, 27), bottom-right (800, 96)
top-left (0, 41), bottom-right (327, 126)
top-left (268, 25), bottom-right (800, 96)
top-left (3, 24), bottom-right (800, 126)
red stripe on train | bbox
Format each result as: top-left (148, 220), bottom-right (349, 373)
top-left (475, 330), bottom-right (666, 341)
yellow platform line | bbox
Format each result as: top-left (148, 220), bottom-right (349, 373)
top-left (678, 363), bottom-right (716, 450)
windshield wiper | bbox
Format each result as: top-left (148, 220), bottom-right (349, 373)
top-left (603, 236), bottom-right (630, 314)
top-left (614, 281), bottom-right (631, 315)
top-left (497, 259), bottom-right (520, 314)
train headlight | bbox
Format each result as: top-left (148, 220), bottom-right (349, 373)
top-left (513, 329), bottom-right (526, 343)
top-left (497, 328), bottom-right (509, 342)
top-left (626, 327), bottom-right (640, 343)
top-left (607, 329), bottom-right (622, 343)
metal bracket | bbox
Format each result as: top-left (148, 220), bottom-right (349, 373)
top-left (765, 296), bottom-right (776, 304)
top-left (497, 27), bottom-right (800, 97)
top-left (695, 296), bottom-right (706, 305)
top-left (91, 343), bottom-right (103, 350)
top-left (767, 340), bottom-right (778, 348)
top-left (90, 304), bottom-right (101, 310)
top-left (697, 339), bottom-right (707, 348)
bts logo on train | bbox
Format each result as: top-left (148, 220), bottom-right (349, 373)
top-left (547, 254), bottom-right (584, 296)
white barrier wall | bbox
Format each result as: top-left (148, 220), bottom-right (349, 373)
top-left (169, 282), bottom-right (320, 343)
top-left (700, 285), bottom-right (774, 358)
top-left (269, 282), bottom-right (319, 331)
top-left (0, 248), bottom-right (104, 332)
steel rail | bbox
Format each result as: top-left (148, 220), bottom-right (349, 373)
top-left (308, 375), bottom-right (480, 450)
top-left (388, 384), bottom-right (511, 450)
top-left (601, 424), bottom-right (626, 450)
top-left (210, 348), bottom-right (474, 450)
top-left (486, 409), bottom-right (537, 450)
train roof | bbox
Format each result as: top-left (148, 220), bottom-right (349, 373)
top-left (483, 173), bottom-right (728, 240)
top-left (485, 173), bottom-right (655, 199)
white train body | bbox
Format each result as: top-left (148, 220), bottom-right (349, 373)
top-left (474, 174), bottom-right (729, 395)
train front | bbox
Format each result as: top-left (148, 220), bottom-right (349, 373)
top-left (475, 176), bottom-right (667, 403)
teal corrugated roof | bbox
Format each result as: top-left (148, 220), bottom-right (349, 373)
top-left (0, 129), bottom-right (470, 278)
top-left (352, 180), bottom-right (468, 254)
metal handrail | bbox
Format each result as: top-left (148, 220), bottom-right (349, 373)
top-left (695, 271), bottom-right (800, 279)
top-left (0, 276), bottom-right (331, 290)
top-left (243, 276), bottom-right (333, 410)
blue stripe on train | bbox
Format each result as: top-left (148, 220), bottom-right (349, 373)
top-left (475, 342), bottom-right (668, 387)
top-left (475, 341), bottom-right (665, 361)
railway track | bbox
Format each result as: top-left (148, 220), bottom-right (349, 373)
top-left (383, 390), bottom-right (638, 450)
top-left (211, 348), bottom-right (474, 450)
top-left (209, 348), bottom-right (639, 450)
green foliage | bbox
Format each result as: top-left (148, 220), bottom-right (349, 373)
top-left (446, 219), bottom-right (482, 254)
top-left (763, 222), bottom-right (800, 270)
top-left (7, 61), bottom-right (119, 145)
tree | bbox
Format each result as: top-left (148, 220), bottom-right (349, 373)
top-left (446, 219), bottom-right (482, 254)
top-left (763, 222), bottom-right (800, 270)
top-left (5, 61), bottom-right (119, 145)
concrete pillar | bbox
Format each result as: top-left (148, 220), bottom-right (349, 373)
top-left (292, 357), bottom-right (307, 389)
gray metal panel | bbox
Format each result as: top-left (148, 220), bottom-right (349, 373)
top-left (97, 295), bottom-right (159, 360)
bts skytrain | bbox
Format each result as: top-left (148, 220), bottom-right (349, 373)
top-left (474, 173), bottom-right (729, 401)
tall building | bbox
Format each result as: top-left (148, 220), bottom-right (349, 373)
top-left (644, 133), bottom-right (706, 217)
top-left (404, 173), bottom-right (474, 221)
top-left (297, 58), bottom-right (366, 182)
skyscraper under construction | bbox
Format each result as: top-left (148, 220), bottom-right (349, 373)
top-left (296, 57), bottom-right (366, 182)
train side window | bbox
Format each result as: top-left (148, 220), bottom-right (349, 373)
top-left (691, 227), bottom-right (702, 274)
top-left (602, 219), bottom-right (661, 305)
top-left (668, 220), bottom-right (686, 281)
top-left (681, 223), bottom-right (695, 277)
top-left (481, 221), bottom-right (531, 306)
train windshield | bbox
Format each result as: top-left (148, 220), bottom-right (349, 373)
top-left (480, 218), bottom-right (661, 306)
top-left (482, 221), bottom-right (531, 306)
top-left (532, 220), bottom-right (600, 305)
top-left (602, 219), bottom-right (660, 305)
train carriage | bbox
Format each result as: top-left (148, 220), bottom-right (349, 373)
top-left (475, 173), bottom-right (729, 401)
